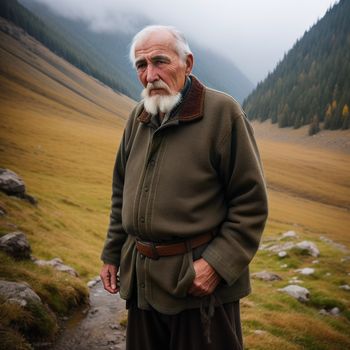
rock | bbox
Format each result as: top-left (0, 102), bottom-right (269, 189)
top-left (319, 309), bottom-right (328, 316)
top-left (253, 330), bottom-right (267, 336)
top-left (33, 257), bottom-right (78, 277)
top-left (295, 241), bottom-right (320, 257)
top-left (341, 256), bottom-right (350, 263)
top-left (260, 241), bottom-right (295, 253)
top-left (281, 231), bottom-right (298, 239)
top-left (278, 251), bottom-right (288, 258)
top-left (0, 168), bottom-right (25, 195)
top-left (0, 168), bottom-right (37, 205)
top-left (110, 324), bottom-right (121, 330)
top-left (280, 264), bottom-right (288, 268)
top-left (0, 231), bottom-right (31, 259)
top-left (312, 260), bottom-right (319, 264)
top-left (252, 271), bottom-right (282, 281)
top-left (278, 285), bottom-right (310, 302)
top-left (0, 280), bottom-right (41, 307)
top-left (339, 284), bottom-right (350, 291)
top-left (330, 307), bottom-right (340, 316)
top-left (296, 267), bottom-right (315, 275)
top-left (319, 307), bottom-right (341, 316)
top-left (87, 276), bottom-right (101, 288)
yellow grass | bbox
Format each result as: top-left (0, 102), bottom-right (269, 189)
top-left (0, 20), bottom-right (349, 349)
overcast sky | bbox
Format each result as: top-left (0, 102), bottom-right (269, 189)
top-left (32, 0), bottom-right (338, 84)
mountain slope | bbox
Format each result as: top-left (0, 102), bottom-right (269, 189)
top-left (243, 0), bottom-right (350, 131)
top-left (18, 0), bottom-right (253, 102)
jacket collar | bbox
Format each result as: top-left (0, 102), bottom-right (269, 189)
top-left (137, 75), bottom-right (205, 124)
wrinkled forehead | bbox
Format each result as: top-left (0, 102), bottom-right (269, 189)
top-left (134, 30), bottom-right (179, 58)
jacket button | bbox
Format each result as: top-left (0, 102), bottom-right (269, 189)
top-left (140, 254), bottom-right (145, 259)
top-left (141, 283), bottom-right (145, 288)
top-left (140, 217), bottom-right (145, 223)
top-left (149, 160), bottom-right (155, 166)
top-left (144, 186), bottom-right (149, 192)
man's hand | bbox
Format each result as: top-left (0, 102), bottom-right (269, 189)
top-left (188, 258), bottom-right (221, 297)
top-left (100, 264), bottom-right (119, 294)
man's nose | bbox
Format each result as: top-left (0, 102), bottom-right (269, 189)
top-left (146, 64), bottom-right (159, 83)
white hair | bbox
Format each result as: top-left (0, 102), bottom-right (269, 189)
top-left (129, 25), bottom-right (192, 66)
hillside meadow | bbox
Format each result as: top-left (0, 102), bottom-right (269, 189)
top-left (1, 20), bottom-right (350, 349)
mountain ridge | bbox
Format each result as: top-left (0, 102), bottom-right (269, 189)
top-left (13, 0), bottom-right (253, 102)
top-left (243, 0), bottom-right (349, 132)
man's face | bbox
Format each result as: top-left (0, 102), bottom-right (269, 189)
top-left (134, 31), bottom-right (193, 96)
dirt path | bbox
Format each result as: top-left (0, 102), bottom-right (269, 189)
top-left (51, 280), bottom-right (127, 350)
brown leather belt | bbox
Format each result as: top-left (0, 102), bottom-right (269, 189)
top-left (135, 232), bottom-right (213, 260)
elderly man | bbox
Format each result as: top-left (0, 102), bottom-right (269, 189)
top-left (100, 25), bottom-right (268, 350)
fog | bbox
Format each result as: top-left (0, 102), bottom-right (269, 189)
top-left (30, 0), bottom-right (337, 84)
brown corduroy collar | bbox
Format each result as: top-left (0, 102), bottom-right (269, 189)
top-left (137, 75), bottom-right (205, 124)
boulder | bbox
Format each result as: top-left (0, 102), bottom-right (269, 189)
top-left (0, 280), bottom-right (41, 307)
top-left (278, 285), bottom-right (310, 302)
top-left (252, 271), bottom-right (282, 281)
top-left (295, 241), bottom-right (320, 257)
top-left (0, 168), bottom-right (37, 205)
top-left (33, 257), bottom-right (78, 277)
top-left (0, 231), bottom-right (31, 259)
top-left (0, 168), bottom-right (25, 195)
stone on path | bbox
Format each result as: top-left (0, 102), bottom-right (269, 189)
top-left (339, 284), bottom-right (350, 291)
top-left (0, 231), bottom-right (31, 259)
top-left (88, 276), bottom-right (101, 288)
top-left (278, 285), bottom-right (310, 302)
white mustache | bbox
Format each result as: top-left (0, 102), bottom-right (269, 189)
top-left (142, 80), bottom-right (172, 97)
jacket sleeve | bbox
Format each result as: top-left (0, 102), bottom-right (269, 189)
top-left (100, 111), bottom-right (137, 266)
top-left (202, 113), bottom-right (268, 286)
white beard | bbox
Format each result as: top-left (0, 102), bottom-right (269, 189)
top-left (141, 81), bottom-right (182, 115)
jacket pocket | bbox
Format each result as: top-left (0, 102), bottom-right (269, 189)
top-left (119, 235), bottom-right (136, 299)
top-left (147, 251), bottom-right (195, 298)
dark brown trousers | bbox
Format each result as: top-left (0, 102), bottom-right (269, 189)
top-left (126, 300), bottom-right (243, 350)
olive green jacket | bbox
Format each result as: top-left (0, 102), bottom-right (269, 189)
top-left (101, 76), bottom-right (268, 314)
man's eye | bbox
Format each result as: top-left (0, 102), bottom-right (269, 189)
top-left (136, 62), bottom-right (146, 70)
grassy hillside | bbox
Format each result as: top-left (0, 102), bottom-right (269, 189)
top-left (0, 19), bottom-right (349, 350)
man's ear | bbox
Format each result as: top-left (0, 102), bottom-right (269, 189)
top-left (185, 54), bottom-right (194, 75)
